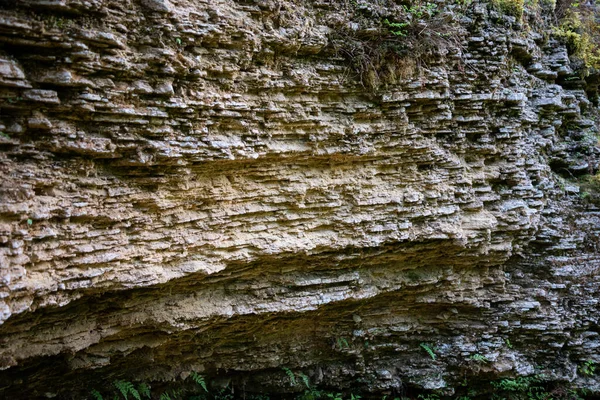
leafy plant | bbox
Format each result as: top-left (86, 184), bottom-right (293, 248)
top-left (326, 393), bottom-right (343, 400)
top-left (491, 0), bottom-right (525, 17)
top-left (470, 354), bottom-right (488, 363)
top-left (383, 19), bottom-right (409, 37)
top-left (417, 394), bottom-right (440, 400)
top-left (298, 372), bottom-right (311, 389)
top-left (137, 383), bottom-right (151, 399)
top-left (283, 367), bottom-right (297, 386)
top-left (420, 343), bottom-right (436, 360)
top-left (159, 393), bottom-right (171, 400)
top-left (190, 372), bottom-right (208, 392)
top-left (491, 375), bottom-right (543, 395)
top-left (579, 360), bottom-right (596, 376)
top-left (336, 337), bottom-right (350, 350)
top-left (330, 0), bottom-right (460, 89)
top-left (91, 389), bottom-right (104, 400)
top-left (113, 381), bottom-right (140, 400)
top-left (553, 2), bottom-right (600, 72)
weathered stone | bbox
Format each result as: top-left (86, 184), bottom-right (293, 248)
top-left (0, 0), bottom-right (598, 398)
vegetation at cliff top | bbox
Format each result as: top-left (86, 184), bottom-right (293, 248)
top-left (553, 0), bottom-right (600, 72)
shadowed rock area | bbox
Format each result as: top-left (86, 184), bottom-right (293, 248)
top-left (0, 0), bottom-right (599, 398)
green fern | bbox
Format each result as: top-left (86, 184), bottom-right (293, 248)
top-left (336, 337), bottom-right (350, 349)
top-left (470, 354), bottom-right (488, 363)
top-left (420, 343), bottom-right (436, 360)
top-left (190, 372), bottom-right (208, 392)
top-left (114, 380), bottom-right (140, 400)
top-left (137, 383), bottom-right (151, 399)
top-left (91, 389), bottom-right (104, 400)
top-left (298, 372), bottom-right (311, 389)
top-left (159, 393), bottom-right (171, 400)
top-left (283, 367), bottom-right (297, 386)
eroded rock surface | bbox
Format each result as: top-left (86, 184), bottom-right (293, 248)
top-left (0, 0), bottom-right (599, 398)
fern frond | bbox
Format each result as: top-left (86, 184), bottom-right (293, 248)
top-left (113, 380), bottom-right (140, 400)
top-left (91, 389), bottom-right (104, 400)
top-left (336, 337), bottom-right (350, 349)
top-left (159, 393), bottom-right (172, 400)
top-left (114, 381), bottom-right (130, 400)
top-left (137, 383), bottom-right (151, 399)
top-left (298, 372), bottom-right (310, 389)
top-left (420, 343), bottom-right (436, 360)
top-left (282, 367), bottom-right (297, 386)
top-left (130, 386), bottom-right (141, 400)
top-left (191, 372), bottom-right (208, 392)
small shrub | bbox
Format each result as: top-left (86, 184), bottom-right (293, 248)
top-left (330, 0), bottom-right (461, 89)
top-left (579, 173), bottom-right (600, 204)
top-left (579, 360), bottom-right (596, 376)
top-left (553, 3), bottom-right (600, 72)
top-left (491, 0), bottom-right (525, 17)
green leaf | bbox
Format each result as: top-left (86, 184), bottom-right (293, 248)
top-left (137, 383), bottom-right (151, 399)
top-left (91, 389), bottom-right (104, 400)
top-left (282, 367), bottom-right (297, 386)
top-left (191, 372), bottom-right (208, 392)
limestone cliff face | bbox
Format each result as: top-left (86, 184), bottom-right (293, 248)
top-left (0, 0), bottom-right (599, 398)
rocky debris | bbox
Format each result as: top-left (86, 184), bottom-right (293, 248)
top-left (0, 0), bottom-right (599, 398)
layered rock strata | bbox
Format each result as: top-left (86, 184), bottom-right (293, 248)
top-left (0, 0), bottom-right (599, 398)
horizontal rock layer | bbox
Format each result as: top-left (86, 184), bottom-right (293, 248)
top-left (0, 0), bottom-right (599, 398)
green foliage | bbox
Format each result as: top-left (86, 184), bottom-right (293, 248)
top-left (402, 2), bottom-right (438, 19)
top-left (331, 0), bottom-right (458, 89)
top-left (298, 372), bottom-right (311, 389)
top-left (336, 337), bottom-right (350, 350)
top-left (383, 19), bottom-right (409, 37)
top-left (297, 388), bottom-right (324, 400)
top-left (420, 343), bottom-right (436, 360)
top-left (283, 367), bottom-right (297, 386)
top-left (326, 393), bottom-right (343, 400)
top-left (579, 174), bottom-right (600, 205)
top-left (159, 393), bottom-right (171, 400)
top-left (113, 381), bottom-right (140, 400)
top-left (469, 354), bottom-right (488, 363)
top-left (490, 375), bottom-right (551, 399)
top-left (190, 372), bottom-right (208, 392)
top-left (553, 4), bottom-right (600, 71)
top-left (579, 359), bottom-right (596, 376)
top-left (91, 389), bottom-right (104, 400)
top-left (492, 376), bottom-right (536, 392)
top-left (417, 395), bottom-right (440, 400)
top-left (137, 383), bottom-right (151, 399)
top-left (505, 339), bottom-right (513, 349)
top-left (491, 0), bottom-right (525, 17)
